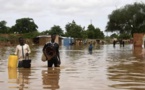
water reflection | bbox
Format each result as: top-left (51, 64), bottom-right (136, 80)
top-left (1, 44), bottom-right (145, 90)
top-left (107, 46), bottom-right (145, 90)
top-left (17, 68), bottom-right (31, 90)
top-left (7, 68), bottom-right (32, 90)
top-left (42, 68), bottom-right (60, 89)
top-left (133, 47), bottom-right (143, 58)
top-left (108, 61), bottom-right (145, 89)
top-left (8, 68), bottom-right (17, 79)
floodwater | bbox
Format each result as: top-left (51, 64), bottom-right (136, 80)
top-left (0, 44), bottom-right (145, 90)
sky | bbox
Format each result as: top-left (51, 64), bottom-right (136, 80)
top-left (0, 0), bottom-right (144, 35)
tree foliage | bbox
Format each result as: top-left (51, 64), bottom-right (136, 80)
top-left (23, 31), bottom-right (40, 38)
top-left (106, 2), bottom-right (145, 37)
top-left (40, 30), bottom-right (49, 35)
top-left (87, 24), bottom-right (95, 39)
top-left (87, 24), bottom-right (104, 39)
top-left (49, 25), bottom-right (64, 35)
top-left (81, 27), bottom-right (88, 39)
top-left (10, 18), bottom-right (38, 33)
top-left (0, 20), bottom-right (9, 33)
top-left (110, 33), bottom-right (118, 39)
top-left (0, 17), bottom-right (105, 40)
top-left (65, 20), bottom-right (83, 38)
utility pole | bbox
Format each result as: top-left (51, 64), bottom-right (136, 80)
top-left (90, 19), bottom-right (92, 24)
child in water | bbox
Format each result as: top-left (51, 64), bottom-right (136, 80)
top-left (88, 42), bottom-right (93, 54)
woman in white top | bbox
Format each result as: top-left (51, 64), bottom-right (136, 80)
top-left (14, 37), bottom-right (31, 68)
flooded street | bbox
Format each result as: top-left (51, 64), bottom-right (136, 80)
top-left (1, 44), bottom-right (145, 90)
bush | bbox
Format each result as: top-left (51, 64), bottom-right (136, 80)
top-left (0, 36), bottom-right (8, 41)
top-left (23, 31), bottom-right (40, 39)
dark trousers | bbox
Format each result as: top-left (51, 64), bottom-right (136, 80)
top-left (47, 57), bottom-right (59, 67)
top-left (89, 49), bottom-right (92, 54)
top-left (18, 61), bottom-right (23, 68)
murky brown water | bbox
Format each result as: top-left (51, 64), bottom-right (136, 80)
top-left (1, 44), bottom-right (145, 90)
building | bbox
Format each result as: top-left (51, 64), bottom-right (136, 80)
top-left (133, 33), bottom-right (145, 48)
top-left (33, 35), bottom-right (62, 45)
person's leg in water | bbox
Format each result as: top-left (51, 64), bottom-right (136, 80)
top-left (89, 48), bottom-right (92, 54)
top-left (54, 58), bottom-right (60, 67)
top-left (18, 61), bottom-right (23, 68)
top-left (47, 60), bottom-right (53, 67)
top-left (47, 57), bottom-right (59, 67)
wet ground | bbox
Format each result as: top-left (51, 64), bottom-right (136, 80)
top-left (0, 44), bottom-right (145, 90)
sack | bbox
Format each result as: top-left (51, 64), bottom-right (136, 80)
top-left (41, 53), bottom-right (47, 62)
top-left (23, 55), bottom-right (31, 68)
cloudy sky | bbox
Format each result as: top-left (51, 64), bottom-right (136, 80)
top-left (0, 0), bottom-right (144, 34)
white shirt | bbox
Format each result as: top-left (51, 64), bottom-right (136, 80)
top-left (14, 44), bottom-right (31, 61)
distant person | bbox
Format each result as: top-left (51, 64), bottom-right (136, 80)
top-left (88, 42), bottom-right (93, 54)
top-left (42, 34), bottom-right (61, 67)
top-left (119, 39), bottom-right (122, 47)
top-left (113, 40), bottom-right (116, 48)
top-left (119, 39), bottom-right (125, 47)
top-left (122, 40), bottom-right (125, 47)
top-left (14, 37), bottom-right (31, 68)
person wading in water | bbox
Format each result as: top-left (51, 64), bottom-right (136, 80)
top-left (42, 34), bottom-right (61, 67)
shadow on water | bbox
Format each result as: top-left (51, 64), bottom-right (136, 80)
top-left (1, 44), bottom-right (145, 90)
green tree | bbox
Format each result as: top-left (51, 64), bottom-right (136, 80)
top-left (40, 30), bottom-right (50, 35)
top-left (23, 31), bottom-right (40, 38)
top-left (87, 24), bottom-right (95, 39)
top-left (118, 33), bottom-right (131, 39)
top-left (49, 25), bottom-right (64, 35)
top-left (0, 20), bottom-right (9, 33)
top-left (110, 33), bottom-right (118, 39)
top-left (65, 20), bottom-right (83, 38)
top-left (106, 2), bottom-right (145, 37)
top-left (81, 27), bottom-right (88, 39)
top-left (10, 18), bottom-right (38, 33)
top-left (87, 24), bottom-right (104, 39)
top-left (95, 28), bottom-right (104, 39)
